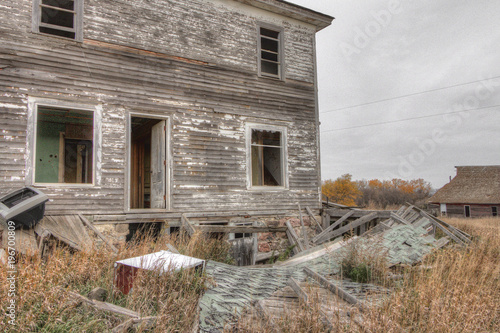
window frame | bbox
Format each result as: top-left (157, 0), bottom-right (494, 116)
top-left (32, 0), bottom-right (84, 42)
top-left (492, 206), bottom-right (498, 217)
top-left (257, 22), bottom-right (284, 80)
top-left (245, 123), bottom-right (288, 191)
top-left (27, 97), bottom-right (101, 187)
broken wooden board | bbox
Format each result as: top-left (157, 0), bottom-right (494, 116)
top-left (35, 215), bottom-right (93, 251)
top-left (319, 212), bottom-right (378, 242)
top-left (312, 210), bottom-right (355, 244)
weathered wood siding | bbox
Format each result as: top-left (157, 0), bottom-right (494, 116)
top-left (445, 204), bottom-right (499, 218)
top-left (0, 0), bottom-right (325, 215)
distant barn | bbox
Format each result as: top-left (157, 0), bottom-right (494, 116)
top-left (429, 166), bottom-right (500, 218)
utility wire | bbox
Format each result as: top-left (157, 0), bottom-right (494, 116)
top-left (320, 104), bottom-right (499, 133)
top-left (320, 76), bottom-right (500, 114)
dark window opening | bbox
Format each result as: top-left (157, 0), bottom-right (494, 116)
top-left (259, 26), bottom-right (281, 78)
top-left (35, 106), bottom-right (94, 184)
top-left (464, 205), bottom-right (471, 218)
top-left (34, 0), bottom-right (81, 40)
top-left (492, 207), bottom-right (498, 217)
top-left (251, 129), bottom-right (283, 187)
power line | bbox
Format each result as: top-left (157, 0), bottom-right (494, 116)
top-left (320, 104), bottom-right (499, 133)
top-left (319, 76), bottom-right (500, 114)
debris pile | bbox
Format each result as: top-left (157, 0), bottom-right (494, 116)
top-left (197, 203), bottom-right (472, 332)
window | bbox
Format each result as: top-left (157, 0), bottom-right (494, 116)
top-left (247, 125), bottom-right (287, 189)
top-left (492, 207), bottom-right (498, 217)
top-left (32, 0), bottom-right (84, 41)
top-left (34, 106), bottom-right (94, 184)
top-left (258, 25), bottom-right (283, 79)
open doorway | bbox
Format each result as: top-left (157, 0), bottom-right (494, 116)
top-left (130, 116), bottom-right (168, 209)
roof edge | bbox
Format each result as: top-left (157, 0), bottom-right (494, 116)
top-left (235, 0), bottom-right (334, 31)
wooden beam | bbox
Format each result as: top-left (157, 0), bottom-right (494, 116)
top-left (325, 209), bottom-right (391, 219)
top-left (409, 205), bottom-right (472, 242)
top-left (417, 211), bottom-right (467, 246)
top-left (312, 210), bottom-right (356, 244)
top-left (78, 214), bottom-right (119, 253)
top-left (389, 212), bottom-right (411, 226)
top-left (298, 203), bottom-right (309, 249)
top-left (286, 221), bottom-right (305, 252)
top-left (181, 214), bottom-right (195, 236)
top-left (195, 225), bottom-right (287, 233)
top-left (288, 277), bottom-right (308, 302)
top-left (303, 268), bottom-right (366, 312)
top-left (68, 291), bottom-right (140, 318)
top-left (305, 206), bottom-right (323, 231)
top-left (326, 212), bottom-right (378, 240)
top-left (286, 230), bottom-right (300, 255)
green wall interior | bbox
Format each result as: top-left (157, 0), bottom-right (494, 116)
top-left (35, 108), bottom-right (93, 183)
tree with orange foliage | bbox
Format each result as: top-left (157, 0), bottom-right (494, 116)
top-left (322, 174), bottom-right (361, 206)
top-left (356, 177), bottom-right (432, 208)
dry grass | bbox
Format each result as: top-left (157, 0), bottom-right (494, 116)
top-left (2, 218), bottom-right (498, 332)
top-left (0, 230), bottom-right (232, 332)
top-left (234, 217), bottom-right (500, 332)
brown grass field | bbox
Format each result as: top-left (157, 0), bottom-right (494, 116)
top-left (1, 217), bottom-right (499, 332)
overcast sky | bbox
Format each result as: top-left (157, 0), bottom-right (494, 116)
top-left (288, 0), bottom-right (500, 189)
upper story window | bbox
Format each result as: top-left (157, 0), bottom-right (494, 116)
top-left (258, 25), bottom-right (283, 79)
top-left (32, 0), bottom-right (84, 41)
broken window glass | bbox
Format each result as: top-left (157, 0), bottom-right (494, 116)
top-left (35, 106), bottom-right (94, 184)
top-left (251, 129), bottom-right (283, 187)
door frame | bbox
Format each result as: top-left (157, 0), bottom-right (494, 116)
top-left (125, 113), bottom-right (172, 212)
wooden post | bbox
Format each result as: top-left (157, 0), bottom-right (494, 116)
top-left (298, 203), bottom-right (309, 249)
top-left (324, 212), bottom-right (330, 230)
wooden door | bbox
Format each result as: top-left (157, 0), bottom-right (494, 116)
top-left (150, 121), bottom-right (166, 209)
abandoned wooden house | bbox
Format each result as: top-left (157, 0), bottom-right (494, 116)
top-left (429, 166), bottom-right (500, 218)
top-left (0, 1), bottom-right (333, 236)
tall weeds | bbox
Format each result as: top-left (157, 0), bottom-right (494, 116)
top-left (0, 230), bottom-right (231, 332)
